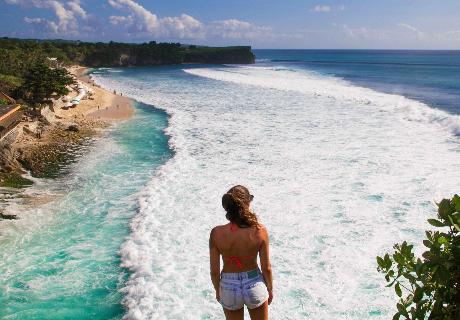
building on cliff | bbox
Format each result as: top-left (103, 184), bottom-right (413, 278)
top-left (0, 92), bottom-right (23, 141)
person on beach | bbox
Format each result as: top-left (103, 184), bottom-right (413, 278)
top-left (209, 185), bottom-right (273, 320)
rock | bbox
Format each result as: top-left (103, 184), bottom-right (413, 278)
top-left (40, 117), bottom-right (51, 126)
top-left (23, 126), bottom-right (34, 135)
top-left (66, 125), bottom-right (79, 132)
top-left (0, 213), bottom-right (18, 220)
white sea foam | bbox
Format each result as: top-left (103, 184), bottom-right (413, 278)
top-left (91, 65), bottom-right (460, 319)
top-left (185, 66), bottom-right (460, 136)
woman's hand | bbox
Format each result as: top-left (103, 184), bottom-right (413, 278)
top-left (268, 290), bottom-right (273, 305)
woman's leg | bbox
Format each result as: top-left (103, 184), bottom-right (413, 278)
top-left (223, 307), bottom-right (244, 320)
top-left (248, 301), bottom-right (268, 320)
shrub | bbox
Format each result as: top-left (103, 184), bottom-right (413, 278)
top-left (377, 195), bottom-right (460, 319)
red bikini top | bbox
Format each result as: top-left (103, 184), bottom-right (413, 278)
top-left (223, 223), bottom-right (256, 269)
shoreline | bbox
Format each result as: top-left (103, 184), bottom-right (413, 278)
top-left (68, 66), bottom-right (134, 121)
top-left (0, 65), bottom-right (135, 219)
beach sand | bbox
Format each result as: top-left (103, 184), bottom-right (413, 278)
top-left (63, 66), bottom-right (134, 121)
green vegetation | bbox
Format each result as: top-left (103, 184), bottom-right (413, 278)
top-left (0, 74), bottom-right (23, 95)
top-left (16, 63), bottom-right (74, 105)
top-left (0, 37), bottom-right (254, 70)
top-left (0, 172), bottom-right (33, 188)
top-left (377, 195), bottom-right (460, 320)
top-left (184, 46), bottom-right (256, 64)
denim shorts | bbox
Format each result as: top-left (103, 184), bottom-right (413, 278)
top-left (219, 269), bottom-right (269, 310)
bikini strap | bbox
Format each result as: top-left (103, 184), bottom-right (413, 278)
top-left (225, 255), bottom-right (256, 269)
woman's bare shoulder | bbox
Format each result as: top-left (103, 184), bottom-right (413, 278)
top-left (256, 224), bottom-right (269, 237)
top-left (210, 224), bottom-right (229, 236)
top-left (258, 223), bottom-right (267, 230)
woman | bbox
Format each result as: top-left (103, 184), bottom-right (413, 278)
top-left (209, 185), bottom-right (273, 320)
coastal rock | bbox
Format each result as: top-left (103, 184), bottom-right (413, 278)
top-left (66, 124), bottom-right (79, 132)
top-left (22, 126), bottom-right (34, 135)
top-left (0, 212), bottom-right (18, 220)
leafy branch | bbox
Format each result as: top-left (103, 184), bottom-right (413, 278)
top-left (377, 194), bottom-right (460, 320)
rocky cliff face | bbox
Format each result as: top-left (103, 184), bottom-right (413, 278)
top-left (184, 46), bottom-right (255, 64)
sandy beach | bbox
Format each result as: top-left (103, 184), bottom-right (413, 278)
top-left (65, 66), bottom-right (134, 121)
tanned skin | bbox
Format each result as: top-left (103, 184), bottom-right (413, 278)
top-left (210, 223), bottom-right (273, 320)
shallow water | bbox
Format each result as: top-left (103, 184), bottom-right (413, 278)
top-left (0, 103), bottom-right (170, 319)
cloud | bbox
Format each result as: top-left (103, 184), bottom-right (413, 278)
top-left (330, 23), bottom-right (390, 43)
top-left (8, 0), bottom-right (270, 42)
top-left (342, 24), bottom-right (368, 38)
top-left (24, 16), bottom-right (45, 24)
top-left (161, 14), bottom-right (205, 39)
top-left (311, 4), bottom-right (345, 12)
top-left (312, 5), bottom-right (331, 12)
top-left (109, 15), bottom-right (133, 26)
top-left (23, 16), bottom-right (57, 33)
top-left (398, 23), bottom-right (424, 38)
top-left (443, 30), bottom-right (460, 43)
top-left (5, 0), bottom-right (91, 34)
top-left (108, 0), bottom-right (204, 39)
top-left (47, 1), bottom-right (78, 33)
top-left (210, 19), bottom-right (271, 40)
top-left (108, 0), bottom-right (267, 41)
top-left (67, 1), bottom-right (88, 19)
top-left (108, 0), bottom-right (159, 33)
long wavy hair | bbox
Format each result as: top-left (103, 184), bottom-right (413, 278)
top-left (222, 185), bottom-right (259, 228)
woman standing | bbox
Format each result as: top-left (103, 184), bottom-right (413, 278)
top-left (209, 185), bottom-right (273, 320)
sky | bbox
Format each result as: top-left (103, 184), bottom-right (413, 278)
top-left (1, 0), bottom-right (460, 49)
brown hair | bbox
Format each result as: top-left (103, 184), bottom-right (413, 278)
top-left (222, 185), bottom-right (259, 228)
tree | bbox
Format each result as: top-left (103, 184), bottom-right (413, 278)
top-left (17, 63), bottom-right (74, 105)
top-left (377, 195), bottom-right (460, 319)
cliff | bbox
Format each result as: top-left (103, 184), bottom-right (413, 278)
top-left (183, 46), bottom-right (255, 64)
top-left (0, 38), bottom-right (255, 71)
top-left (82, 44), bottom-right (255, 67)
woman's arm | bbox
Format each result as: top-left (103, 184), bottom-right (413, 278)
top-left (259, 226), bottom-right (273, 304)
top-left (209, 227), bottom-right (221, 301)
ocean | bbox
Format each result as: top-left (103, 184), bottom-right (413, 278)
top-left (1, 50), bottom-right (460, 319)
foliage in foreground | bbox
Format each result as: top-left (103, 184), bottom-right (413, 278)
top-left (377, 195), bottom-right (460, 319)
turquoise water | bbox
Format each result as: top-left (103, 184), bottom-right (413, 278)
top-left (0, 102), bottom-right (171, 319)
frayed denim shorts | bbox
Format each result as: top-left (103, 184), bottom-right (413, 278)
top-left (219, 269), bottom-right (269, 310)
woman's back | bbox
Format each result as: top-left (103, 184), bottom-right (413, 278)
top-left (212, 223), bottom-right (264, 272)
